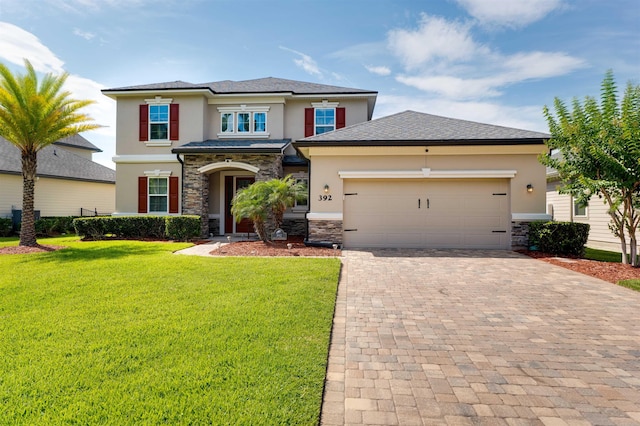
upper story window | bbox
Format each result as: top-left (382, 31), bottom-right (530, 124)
top-left (305, 101), bottom-right (345, 137)
top-left (149, 105), bottom-right (169, 140)
top-left (218, 106), bottom-right (269, 138)
top-left (139, 97), bottom-right (179, 146)
top-left (315, 108), bottom-right (335, 134)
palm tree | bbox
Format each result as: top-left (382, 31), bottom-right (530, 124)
top-left (231, 180), bottom-right (271, 242)
top-left (266, 175), bottom-right (305, 230)
top-left (0, 59), bottom-right (99, 247)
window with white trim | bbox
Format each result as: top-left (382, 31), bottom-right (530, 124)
top-left (149, 105), bottom-right (169, 140)
top-left (291, 173), bottom-right (308, 209)
top-left (218, 106), bottom-right (269, 137)
top-left (574, 200), bottom-right (587, 217)
top-left (315, 108), bottom-right (335, 134)
top-left (149, 177), bottom-right (168, 213)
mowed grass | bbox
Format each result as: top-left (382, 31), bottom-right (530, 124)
top-left (0, 237), bottom-right (341, 425)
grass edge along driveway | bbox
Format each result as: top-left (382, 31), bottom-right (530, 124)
top-left (0, 237), bottom-right (341, 425)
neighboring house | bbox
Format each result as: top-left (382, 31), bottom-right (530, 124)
top-left (0, 134), bottom-right (115, 220)
top-left (103, 77), bottom-right (550, 249)
top-left (546, 169), bottom-right (636, 253)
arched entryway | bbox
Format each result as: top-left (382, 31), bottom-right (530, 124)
top-left (198, 161), bottom-right (260, 235)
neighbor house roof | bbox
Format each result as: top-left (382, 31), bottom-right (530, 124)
top-left (53, 134), bottom-right (102, 152)
top-left (0, 137), bottom-right (115, 183)
top-left (103, 77), bottom-right (377, 96)
top-left (172, 139), bottom-right (291, 154)
top-left (295, 110), bottom-right (550, 147)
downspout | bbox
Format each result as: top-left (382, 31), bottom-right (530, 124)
top-left (176, 154), bottom-right (184, 214)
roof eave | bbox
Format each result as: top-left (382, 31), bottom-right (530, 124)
top-left (102, 87), bottom-right (215, 99)
top-left (294, 138), bottom-right (548, 147)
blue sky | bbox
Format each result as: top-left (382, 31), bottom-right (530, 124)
top-left (0, 0), bottom-right (638, 168)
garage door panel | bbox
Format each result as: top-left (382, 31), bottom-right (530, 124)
top-left (343, 179), bottom-right (510, 249)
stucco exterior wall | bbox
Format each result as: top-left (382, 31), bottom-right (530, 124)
top-left (114, 162), bottom-right (182, 215)
top-left (0, 173), bottom-right (114, 218)
top-left (115, 95), bottom-right (207, 156)
top-left (304, 145), bottom-right (547, 218)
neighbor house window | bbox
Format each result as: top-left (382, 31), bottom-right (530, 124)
top-left (574, 200), bottom-right (587, 217)
top-left (218, 106), bottom-right (269, 137)
top-left (149, 177), bottom-right (168, 213)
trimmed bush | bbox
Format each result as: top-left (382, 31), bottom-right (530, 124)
top-left (73, 216), bottom-right (200, 241)
top-left (528, 221), bottom-right (590, 256)
top-left (35, 216), bottom-right (76, 236)
top-left (0, 218), bottom-right (12, 237)
top-left (165, 215), bottom-right (200, 241)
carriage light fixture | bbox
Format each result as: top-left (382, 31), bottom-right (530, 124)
top-left (527, 184), bottom-right (534, 193)
top-left (324, 184), bottom-right (330, 193)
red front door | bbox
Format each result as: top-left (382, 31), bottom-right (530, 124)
top-left (225, 176), bottom-right (255, 234)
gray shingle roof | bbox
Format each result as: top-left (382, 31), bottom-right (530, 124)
top-left (296, 110), bottom-right (550, 146)
top-left (172, 139), bottom-right (291, 154)
top-left (53, 134), bottom-right (101, 152)
top-left (104, 77), bottom-right (376, 96)
top-left (0, 137), bottom-right (115, 183)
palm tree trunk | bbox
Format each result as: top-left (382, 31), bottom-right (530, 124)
top-left (20, 149), bottom-right (38, 247)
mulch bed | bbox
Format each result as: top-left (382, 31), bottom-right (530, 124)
top-left (0, 244), bottom-right (66, 255)
top-left (520, 250), bottom-right (640, 284)
top-left (210, 236), bottom-right (341, 257)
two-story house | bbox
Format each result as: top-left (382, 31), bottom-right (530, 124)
top-left (103, 77), bottom-right (550, 249)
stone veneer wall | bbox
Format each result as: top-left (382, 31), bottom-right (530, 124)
top-left (281, 218), bottom-right (306, 236)
top-left (182, 153), bottom-right (283, 237)
top-left (511, 221), bottom-right (532, 249)
top-left (308, 220), bottom-right (343, 244)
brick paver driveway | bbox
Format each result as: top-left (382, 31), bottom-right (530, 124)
top-left (321, 250), bottom-right (640, 426)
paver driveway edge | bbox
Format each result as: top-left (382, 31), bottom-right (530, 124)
top-left (320, 249), bottom-right (640, 426)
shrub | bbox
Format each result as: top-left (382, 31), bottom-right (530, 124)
top-left (34, 216), bottom-right (76, 236)
top-left (0, 218), bottom-right (12, 237)
top-left (165, 216), bottom-right (200, 241)
top-left (529, 221), bottom-right (590, 256)
top-left (73, 216), bottom-right (200, 240)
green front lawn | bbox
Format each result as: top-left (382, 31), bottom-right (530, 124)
top-left (0, 237), bottom-right (341, 425)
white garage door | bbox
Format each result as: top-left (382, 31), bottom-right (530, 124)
top-left (343, 179), bottom-right (510, 249)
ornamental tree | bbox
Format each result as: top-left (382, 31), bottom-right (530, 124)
top-left (540, 70), bottom-right (640, 265)
top-left (0, 59), bottom-right (99, 247)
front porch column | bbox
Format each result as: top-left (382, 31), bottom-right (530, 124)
top-left (183, 158), bottom-right (210, 237)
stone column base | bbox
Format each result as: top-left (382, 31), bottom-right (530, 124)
top-left (308, 219), bottom-right (343, 244)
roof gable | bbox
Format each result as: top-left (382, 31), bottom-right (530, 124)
top-left (297, 110), bottom-right (550, 145)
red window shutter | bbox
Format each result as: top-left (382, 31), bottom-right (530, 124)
top-left (170, 104), bottom-right (179, 141)
top-left (304, 108), bottom-right (314, 137)
top-left (336, 107), bottom-right (346, 129)
top-left (138, 176), bottom-right (148, 213)
top-left (139, 104), bottom-right (149, 141)
top-left (169, 176), bottom-right (179, 213)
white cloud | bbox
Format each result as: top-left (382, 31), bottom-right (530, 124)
top-left (374, 94), bottom-right (547, 132)
top-left (385, 13), bottom-right (585, 100)
top-left (365, 65), bottom-right (391, 76)
top-left (0, 22), bottom-right (65, 73)
top-left (455, 0), bottom-right (564, 28)
top-left (387, 13), bottom-right (488, 70)
top-left (279, 46), bottom-right (321, 77)
top-left (73, 28), bottom-right (96, 40)
top-left (0, 22), bottom-right (116, 166)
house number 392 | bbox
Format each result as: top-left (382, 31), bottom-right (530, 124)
top-left (318, 194), bottom-right (332, 201)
